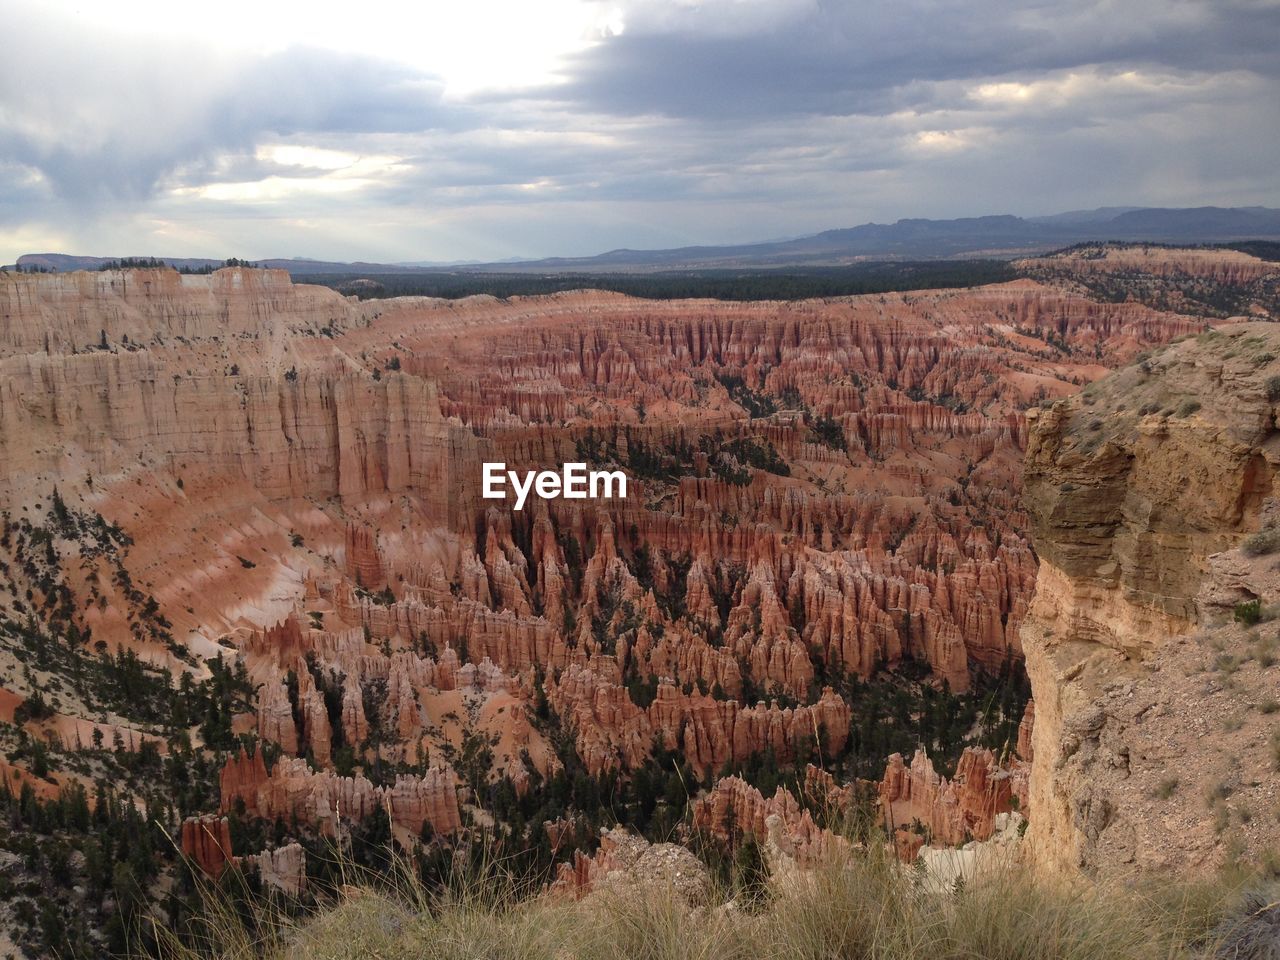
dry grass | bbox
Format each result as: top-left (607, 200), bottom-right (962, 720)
top-left (145, 840), bottom-right (1263, 960)
top-left (1242, 527), bottom-right (1280, 557)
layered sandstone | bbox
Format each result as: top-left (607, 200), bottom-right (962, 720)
top-left (254, 843), bottom-right (307, 895)
top-left (0, 267), bottom-right (369, 357)
top-left (548, 666), bottom-right (852, 776)
top-left (1022, 323), bottom-right (1280, 878)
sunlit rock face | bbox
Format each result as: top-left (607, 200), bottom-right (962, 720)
top-left (1022, 323), bottom-right (1280, 880)
top-left (0, 261), bottom-right (1223, 871)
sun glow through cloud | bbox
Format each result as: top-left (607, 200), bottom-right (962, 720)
top-left (261, 146), bottom-right (359, 171)
top-left (33, 0), bottom-right (617, 95)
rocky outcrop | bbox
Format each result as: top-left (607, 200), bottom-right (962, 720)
top-left (1019, 245), bottom-right (1279, 286)
top-left (0, 267), bottom-right (369, 357)
top-left (256, 678), bottom-right (299, 755)
top-left (0, 325), bottom-right (480, 527)
top-left (916, 811), bottom-right (1026, 893)
top-left (878, 747), bottom-right (1024, 846)
top-left (220, 747), bottom-right (270, 815)
top-left (181, 809), bottom-right (306, 893)
top-left (550, 827), bottom-right (711, 904)
top-left (218, 750), bottom-right (462, 837)
top-left (691, 773), bottom-right (848, 866)
top-left (253, 843), bottom-right (307, 895)
top-left (548, 665), bottom-right (851, 776)
top-left (1022, 323), bottom-right (1280, 878)
top-left (345, 524), bottom-right (385, 590)
top-left (1016, 700), bottom-right (1035, 762)
top-left (181, 815), bottom-right (234, 879)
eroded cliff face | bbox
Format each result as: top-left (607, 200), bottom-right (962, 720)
top-left (0, 267), bottom-right (367, 356)
top-left (1023, 323), bottom-right (1280, 878)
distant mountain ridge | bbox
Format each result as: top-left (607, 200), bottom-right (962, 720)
top-left (11, 205), bottom-right (1280, 276)
top-left (509, 206), bottom-right (1280, 272)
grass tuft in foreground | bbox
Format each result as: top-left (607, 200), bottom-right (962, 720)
top-left (144, 835), bottom-right (1280, 960)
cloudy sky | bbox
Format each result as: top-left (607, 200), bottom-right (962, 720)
top-left (2, 0), bottom-right (1278, 264)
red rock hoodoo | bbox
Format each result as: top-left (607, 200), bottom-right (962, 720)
top-left (0, 252), bottom-right (1253, 891)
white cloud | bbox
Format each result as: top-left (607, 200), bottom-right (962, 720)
top-left (27, 0), bottom-right (612, 95)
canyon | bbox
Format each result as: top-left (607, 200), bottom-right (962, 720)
top-left (0, 245), bottom-right (1276, 954)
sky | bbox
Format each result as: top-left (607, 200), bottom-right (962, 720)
top-left (2, 0), bottom-right (1279, 264)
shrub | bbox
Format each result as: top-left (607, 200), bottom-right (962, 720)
top-left (1241, 527), bottom-right (1280, 557)
top-left (1235, 599), bottom-right (1264, 626)
top-left (1267, 376), bottom-right (1280, 401)
top-left (1257, 638), bottom-right (1278, 668)
top-left (1213, 805), bottom-right (1231, 835)
top-left (1206, 781), bottom-right (1234, 805)
top-left (1175, 399), bottom-right (1201, 418)
top-left (810, 415), bottom-right (848, 451)
top-left (1207, 884), bottom-right (1280, 959)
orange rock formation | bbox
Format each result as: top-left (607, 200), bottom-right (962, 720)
top-left (879, 747), bottom-right (1027, 846)
top-left (691, 772), bottom-right (849, 866)
top-left (0, 261), bottom-right (1229, 874)
top-left (181, 815), bottom-right (234, 879)
top-left (219, 748), bottom-right (462, 837)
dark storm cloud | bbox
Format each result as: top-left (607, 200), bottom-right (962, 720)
top-left (546, 0), bottom-right (1280, 121)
